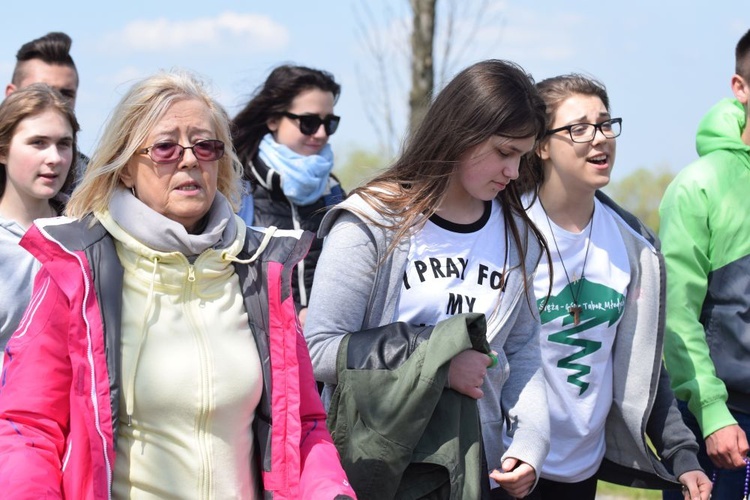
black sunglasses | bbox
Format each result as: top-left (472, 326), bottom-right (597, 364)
top-left (137, 139), bottom-right (225, 164)
top-left (282, 112), bottom-right (340, 136)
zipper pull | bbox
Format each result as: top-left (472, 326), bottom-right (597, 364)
top-left (187, 265), bottom-right (196, 282)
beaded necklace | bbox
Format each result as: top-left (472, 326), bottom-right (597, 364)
top-left (710, 457), bottom-right (750, 499)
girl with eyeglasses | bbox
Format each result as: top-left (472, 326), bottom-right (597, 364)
top-left (0, 83), bottom-right (77, 371)
top-left (512, 73), bottom-right (710, 500)
top-left (305, 59), bottom-right (552, 499)
top-left (232, 64), bottom-right (344, 328)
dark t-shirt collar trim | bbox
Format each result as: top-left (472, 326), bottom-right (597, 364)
top-left (428, 200), bottom-right (492, 233)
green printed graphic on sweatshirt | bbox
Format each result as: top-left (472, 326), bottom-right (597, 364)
top-left (539, 278), bottom-right (625, 395)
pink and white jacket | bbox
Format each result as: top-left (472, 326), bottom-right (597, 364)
top-left (0, 215), bottom-right (355, 499)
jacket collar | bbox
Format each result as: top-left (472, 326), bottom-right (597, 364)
top-left (249, 155), bottom-right (286, 201)
top-left (595, 190), bottom-right (659, 251)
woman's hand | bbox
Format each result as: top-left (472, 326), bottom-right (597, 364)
top-left (489, 457), bottom-right (536, 498)
top-left (678, 470), bottom-right (712, 500)
top-left (447, 349), bottom-right (493, 399)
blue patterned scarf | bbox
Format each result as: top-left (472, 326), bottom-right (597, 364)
top-left (258, 133), bottom-right (334, 206)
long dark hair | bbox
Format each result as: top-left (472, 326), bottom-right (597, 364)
top-left (354, 59), bottom-right (550, 298)
top-left (232, 64), bottom-right (341, 172)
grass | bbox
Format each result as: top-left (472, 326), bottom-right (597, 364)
top-left (597, 481), bottom-right (663, 499)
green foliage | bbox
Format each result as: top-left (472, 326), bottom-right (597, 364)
top-left (603, 164), bottom-right (675, 234)
top-left (334, 146), bottom-right (394, 192)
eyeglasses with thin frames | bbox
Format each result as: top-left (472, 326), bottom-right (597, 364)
top-left (282, 112), bottom-right (341, 136)
top-left (546, 118), bottom-right (622, 143)
top-left (137, 139), bottom-right (225, 164)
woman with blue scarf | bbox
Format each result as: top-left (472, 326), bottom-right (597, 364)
top-left (233, 65), bottom-right (344, 327)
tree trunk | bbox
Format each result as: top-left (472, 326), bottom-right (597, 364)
top-left (408, 0), bottom-right (436, 135)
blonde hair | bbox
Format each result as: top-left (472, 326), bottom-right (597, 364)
top-left (66, 70), bottom-right (243, 218)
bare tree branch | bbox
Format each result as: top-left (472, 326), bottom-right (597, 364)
top-left (408, 0), bottom-right (436, 133)
top-left (438, 0), bottom-right (457, 88)
top-left (352, 0), bottom-right (507, 156)
top-left (437, 0), bottom-right (505, 88)
top-left (352, 0), bottom-right (409, 155)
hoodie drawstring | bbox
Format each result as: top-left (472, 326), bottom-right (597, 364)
top-left (223, 226), bottom-right (277, 265)
top-left (122, 226), bottom-right (276, 425)
top-left (124, 256), bottom-right (160, 425)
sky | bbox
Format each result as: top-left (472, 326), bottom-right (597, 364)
top-left (1, 1), bottom-right (748, 182)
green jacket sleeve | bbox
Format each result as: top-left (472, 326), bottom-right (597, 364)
top-left (658, 171), bottom-right (736, 437)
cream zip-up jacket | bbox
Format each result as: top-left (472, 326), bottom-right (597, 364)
top-left (99, 211), bottom-right (264, 499)
top-left (0, 212), bottom-right (356, 499)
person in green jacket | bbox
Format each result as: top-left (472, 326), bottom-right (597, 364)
top-left (660, 28), bottom-right (750, 500)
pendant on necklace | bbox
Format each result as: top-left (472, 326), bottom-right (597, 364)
top-left (569, 304), bottom-right (582, 326)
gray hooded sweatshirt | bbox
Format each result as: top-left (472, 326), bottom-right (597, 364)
top-left (304, 193), bottom-right (551, 482)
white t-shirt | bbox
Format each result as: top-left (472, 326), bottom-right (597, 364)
top-left (397, 200), bottom-right (508, 336)
top-left (524, 194), bottom-right (630, 482)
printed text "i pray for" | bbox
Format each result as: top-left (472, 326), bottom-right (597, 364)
top-left (403, 257), bottom-right (505, 291)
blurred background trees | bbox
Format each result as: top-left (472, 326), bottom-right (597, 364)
top-left (337, 0), bottom-right (677, 230)
top-left (603, 163), bottom-right (675, 234)
top-left (339, 0), bottom-right (500, 189)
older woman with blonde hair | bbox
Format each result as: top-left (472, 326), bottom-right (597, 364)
top-left (0, 70), bottom-right (354, 500)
